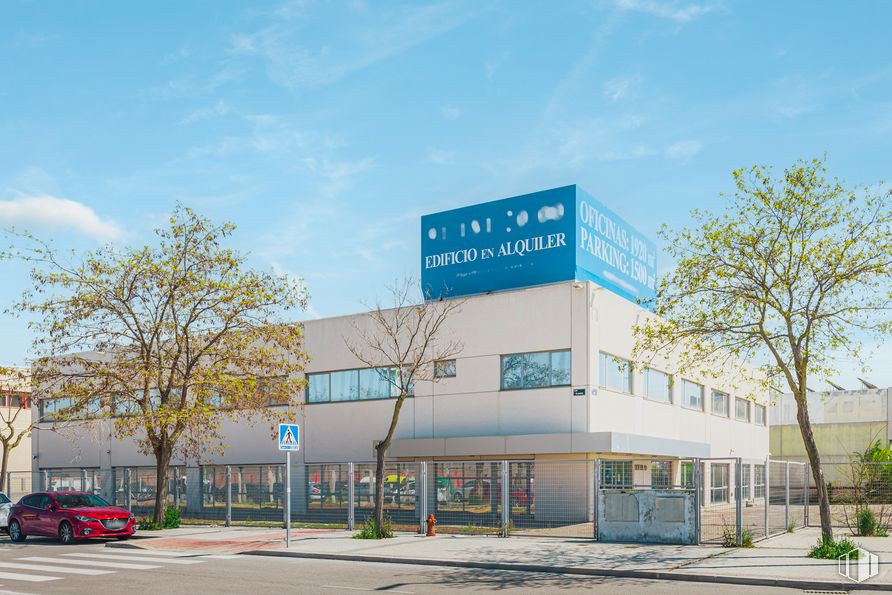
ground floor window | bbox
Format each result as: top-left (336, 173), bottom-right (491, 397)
top-left (601, 460), bottom-right (632, 488)
top-left (651, 461), bottom-right (671, 488)
top-left (741, 464), bottom-right (751, 500)
top-left (754, 464), bottom-right (766, 498)
top-left (680, 462), bottom-right (694, 488)
top-left (710, 463), bottom-right (729, 503)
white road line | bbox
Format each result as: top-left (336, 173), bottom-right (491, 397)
top-left (62, 553), bottom-right (201, 565)
top-left (0, 572), bottom-right (59, 583)
top-left (0, 562), bottom-right (113, 575)
top-left (102, 549), bottom-right (193, 557)
top-left (321, 587), bottom-right (413, 594)
top-left (18, 557), bottom-right (160, 570)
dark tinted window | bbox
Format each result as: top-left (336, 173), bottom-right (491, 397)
top-left (21, 495), bottom-right (37, 508)
top-left (36, 495), bottom-right (52, 509)
top-left (0, 493), bottom-right (10, 504)
top-left (55, 494), bottom-right (111, 508)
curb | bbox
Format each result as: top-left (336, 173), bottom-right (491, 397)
top-left (242, 549), bottom-right (892, 591)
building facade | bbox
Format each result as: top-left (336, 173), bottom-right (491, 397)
top-left (30, 186), bottom-right (771, 526)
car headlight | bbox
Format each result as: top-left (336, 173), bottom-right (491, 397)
top-left (74, 515), bottom-right (99, 523)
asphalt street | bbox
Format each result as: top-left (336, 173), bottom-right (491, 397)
top-left (0, 536), bottom-right (842, 594)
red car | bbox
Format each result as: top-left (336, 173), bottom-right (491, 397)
top-left (8, 491), bottom-right (136, 544)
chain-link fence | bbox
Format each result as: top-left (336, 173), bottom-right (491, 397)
top-left (806, 461), bottom-right (892, 530)
top-left (8, 457), bottom-right (811, 544)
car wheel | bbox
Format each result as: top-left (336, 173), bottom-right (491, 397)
top-left (59, 521), bottom-right (74, 545)
top-left (8, 520), bottom-right (25, 542)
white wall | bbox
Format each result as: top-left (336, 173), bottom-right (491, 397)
top-left (32, 281), bottom-right (769, 470)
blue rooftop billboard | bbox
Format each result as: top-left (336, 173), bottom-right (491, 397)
top-left (421, 185), bottom-right (657, 307)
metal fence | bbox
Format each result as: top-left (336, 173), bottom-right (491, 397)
top-left (4, 457), bottom-right (809, 544)
top-left (806, 461), bottom-right (892, 530)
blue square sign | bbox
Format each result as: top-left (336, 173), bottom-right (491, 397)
top-left (278, 424), bottom-right (299, 451)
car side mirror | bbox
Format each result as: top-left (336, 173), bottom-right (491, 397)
top-left (46, 504), bottom-right (55, 511)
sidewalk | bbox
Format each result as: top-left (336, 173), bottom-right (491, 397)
top-left (110, 525), bottom-right (892, 591)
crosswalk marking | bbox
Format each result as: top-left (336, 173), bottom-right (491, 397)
top-left (19, 556), bottom-right (161, 570)
top-left (102, 549), bottom-right (193, 557)
top-left (0, 561), bottom-right (113, 575)
top-left (63, 553), bottom-right (201, 565)
top-left (0, 571), bottom-right (59, 583)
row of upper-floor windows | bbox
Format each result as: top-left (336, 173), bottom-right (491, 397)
top-left (0, 391), bottom-right (29, 409)
top-left (599, 352), bottom-right (767, 426)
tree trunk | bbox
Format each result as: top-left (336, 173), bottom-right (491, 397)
top-left (0, 445), bottom-right (8, 493)
top-left (152, 445), bottom-right (173, 526)
top-left (374, 442), bottom-right (387, 537)
top-left (796, 395), bottom-right (833, 542)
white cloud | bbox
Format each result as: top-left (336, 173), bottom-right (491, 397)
top-left (181, 100), bottom-right (230, 124)
top-left (230, 1), bottom-right (481, 90)
top-left (427, 147), bottom-right (452, 165)
top-left (440, 106), bottom-right (463, 119)
top-left (603, 76), bottom-right (641, 103)
top-left (664, 139), bottom-right (703, 161)
top-left (613, 0), bottom-right (716, 23)
top-left (0, 194), bottom-right (122, 241)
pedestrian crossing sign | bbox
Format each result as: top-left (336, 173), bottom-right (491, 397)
top-left (278, 423), bottom-right (300, 451)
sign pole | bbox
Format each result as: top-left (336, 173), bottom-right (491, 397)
top-left (286, 450), bottom-right (291, 548)
top-left (278, 422), bottom-right (299, 549)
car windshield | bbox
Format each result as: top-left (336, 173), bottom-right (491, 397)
top-left (0, 493), bottom-right (9, 504)
top-left (54, 494), bottom-right (111, 508)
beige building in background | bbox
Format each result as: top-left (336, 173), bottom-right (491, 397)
top-left (770, 388), bottom-right (891, 484)
top-left (1, 368), bottom-right (33, 486)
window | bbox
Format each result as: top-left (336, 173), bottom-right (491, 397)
top-left (307, 367), bottom-right (409, 404)
top-left (754, 464), bottom-right (766, 498)
top-left (710, 463), bottom-right (729, 503)
top-left (4, 392), bottom-right (27, 409)
top-left (680, 462), bottom-right (695, 488)
top-left (754, 404), bottom-right (767, 426)
top-left (681, 380), bottom-right (704, 410)
top-left (308, 373), bottom-right (331, 403)
top-left (735, 397), bottom-right (751, 422)
top-left (599, 353), bottom-right (632, 394)
top-left (651, 461), bottom-right (671, 488)
top-left (644, 369), bottom-right (672, 403)
top-left (114, 394), bottom-right (139, 416)
top-left (741, 464), bottom-right (751, 500)
top-left (434, 360), bottom-right (456, 378)
top-left (39, 397), bottom-right (74, 421)
top-left (711, 390), bottom-right (729, 417)
top-left (259, 377), bottom-right (289, 406)
top-left (500, 350), bottom-right (571, 390)
top-left (601, 460), bottom-right (632, 488)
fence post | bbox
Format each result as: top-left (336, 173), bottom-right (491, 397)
top-left (80, 468), bottom-right (87, 492)
top-left (126, 468), bottom-right (132, 513)
top-left (417, 462), bottom-right (426, 535)
top-left (173, 467), bottom-right (180, 509)
top-left (500, 460), bottom-right (510, 538)
top-left (735, 458), bottom-right (743, 545)
top-left (43, 469), bottom-right (49, 492)
top-left (804, 462), bottom-right (809, 527)
top-left (693, 458), bottom-right (701, 545)
top-left (225, 465), bottom-right (232, 528)
top-left (348, 462), bottom-right (356, 532)
top-left (593, 459), bottom-right (601, 540)
top-left (784, 461), bottom-right (790, 531)
top-left (764, 456), bottom-right (770, 537)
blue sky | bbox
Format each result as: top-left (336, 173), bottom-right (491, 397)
top-left (1, 0), bottom-right (891, 387)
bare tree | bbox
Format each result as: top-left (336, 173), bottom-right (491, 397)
top-left (0, 366), bottom-right (36, 493)
top-left (345, 279), bottom-right (462, 537)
